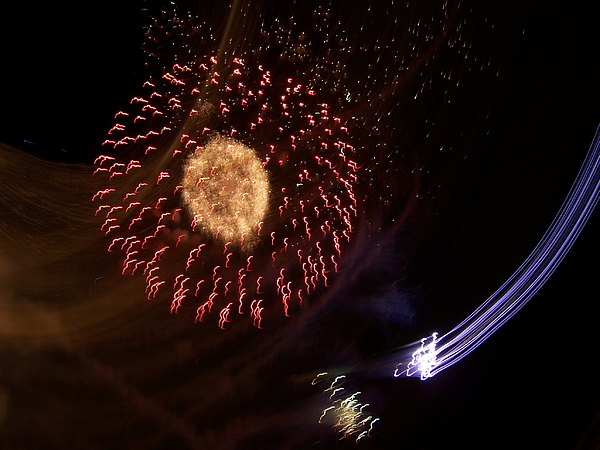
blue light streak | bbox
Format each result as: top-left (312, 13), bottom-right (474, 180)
top-left (397, 125), bottom-right (600, 379)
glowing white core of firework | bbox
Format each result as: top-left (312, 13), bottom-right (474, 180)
top-left (182, 134), bottom-right (269, 242)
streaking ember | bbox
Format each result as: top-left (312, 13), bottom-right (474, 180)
top-left (314, 372), bottom-right (380, 443)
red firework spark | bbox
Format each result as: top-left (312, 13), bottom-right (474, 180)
top-left (92, 52), bottom-right (361, 329)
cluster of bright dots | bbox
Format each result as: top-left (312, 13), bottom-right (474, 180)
top-left (397, 125), bottom-right (600, 380)
top-left (92, 53), bottom-right (361, 329)
top-left (314, 373), bottom-right (379, 443)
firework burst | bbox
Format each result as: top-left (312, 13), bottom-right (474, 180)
top-left (91, 0), bottom-right (502, 334)
top-left (92, 8), bottom-right (364, 329)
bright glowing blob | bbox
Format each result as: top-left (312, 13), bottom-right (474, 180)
top-left (182, 134), bottom-right (269, 246)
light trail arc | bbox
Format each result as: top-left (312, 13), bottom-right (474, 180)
top-left (397, 124), bottom-right (600, 379)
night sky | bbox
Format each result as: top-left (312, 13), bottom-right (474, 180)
top-left (1, 1), bottom-right (599, 449)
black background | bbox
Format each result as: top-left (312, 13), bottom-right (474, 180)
top-left (1, 0), bottom-right (599, 448)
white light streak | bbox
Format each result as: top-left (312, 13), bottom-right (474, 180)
top-left (398, 125), bottom-right (600, 379)
top-left (182, 134), bottom-right (270, 246)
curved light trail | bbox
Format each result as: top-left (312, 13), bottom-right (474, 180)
top-left (397, 125), bottom-right (600, 379)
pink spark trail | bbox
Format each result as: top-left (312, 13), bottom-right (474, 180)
top-left (92, 52), bottom-right (363, 329)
